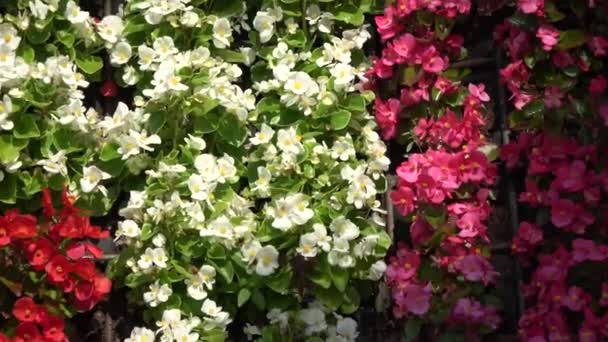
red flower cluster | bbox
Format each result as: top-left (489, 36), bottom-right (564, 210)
top-left (0, 297), bottom-right (67, 342)
top-left (0, 189), bottom-right (111, 339)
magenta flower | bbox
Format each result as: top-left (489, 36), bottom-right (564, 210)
top-left (375, 6), bottom-right (401, 41)
top-left (402, 282), bottom-right (432, 315)
top-left (543, 86), bottom-right (564, 108)
top-left (518, 0), bottom-right (544, 14)
top-left (468, 83), bottom-right (490, 102)
top-left (553, 160), bottom-right (586, 192)
top-left (455, 254), bottom-right (496, 285)
top-left (562, 286), bottom-right (590, 312)
top-left (390, 186), bottom-right (416, 216)
top-left (589, 75), bottom-right (607, 95)
top-left (550, 198), bottom-right (577, 228)
top-left (391, 33), bottom-right (417, 59)
top-left (374, 97), bottom-right (400, 140)
top-left (536, 24), bottom-right (560, 51)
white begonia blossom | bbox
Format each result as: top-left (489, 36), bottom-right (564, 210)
top-left (329, 316), bottom-right (359, 342)
top-left (137, 45), bottom-right (156, 70)
top-left (119, 190), bottom-right (146, 219)
top-left (122, 65), bottom-right (140, 85)
top-left (150, 247), bottom-right (168, 268)
top-left (331, 136), bottom-right (356, 161)
top-left (188, 173), bottom-right (210, 201)
top-left (241, 47), bottom-right (256, 66)
top-left (299, 307), bottom-right (327, 336)
top-left (354, 235), bottom-right (379, 258)
top-left (329, 216), bottom-right (360, 241)
top-left (369, 260), bottom-right (387, 281)
top-left (201, 299), bottom-right (231, 329)
top-left (276, 127), bottom-right (303, 155)
top-left (0, 95), bottom-right (14, 130)
top-left (243, 323), bottom-right (261, 340)
top-left (212, 18), bottom-right (232, 48)
top-left (181, 11), bottom-right (199, 27)
top-left (253, 166), bottom-right (271, 196)
top-left (37, 150), bottom-right (68, 176)
top-left (0, 24), bottom-right (21, 50)
top-left (143, 281), bottom-right (172, 307)
top-left (156, 308), bottom-right (182, 331)
top-left (184, 134), bottom-right (206, 150)
top-left (330, 63), bottom-right (356, 87)
top-left (253, 11), bottom-right (276, 43)
top-left (328, 238), bottom-right (355, 268)
top-left (116, 220), bottom-right (141, 239)
top-left (152, 234), bottom-right (166, 248)
top-left (272, 63), bottom-right (291, 83)
top-left (97, 15), bottom-right (124, 44)
top-left (194, 154), bottom-right (219, 182)
top-left (268, 193), bottom-right (314, 230)
top-left (267, 308), bottom-right (289, 329)
top-left (110, 41), bottom-right (132, 65)
top-left (118, 130), bottom-right (161, 159)
top-left (0, 45), bottom-right (15, 67)
top-left (284, 71), bottom-right (316, 96)
top-left (241, 240), bottom-right (262, 264)
top-left (29, 0), bottom-right (50, 20)
top-left (200, 215), bottom-right (234, 240)
top-left (125, 327), bottom-right (155, 342)
top-left (186, 265), bottom-right (216, 300)
top-left (216, 154), bottom-right (237, 183)
top-left (250, 124), bottom-right (275, 145)
top-left (297, 233), bottom-right (319, 258)
top-left (80, 165), bottom-right (111, 194)
top-left (65, 1), bottom-right (89, 24)
top-left (313, 224), bottom-right (332, 252)
top-left (153, 36), bottom-right (178, 60)
top-left (255, 245), bottom-right (279, 276)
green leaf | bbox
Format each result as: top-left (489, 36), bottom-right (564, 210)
top-left (0, 173), bottom-right (17, 204)
top-left (100, 142), bottom-right (121, 161)
top-left (404, 318), bottom-right (422, 342)
top-left (256, 96), bottom-right (281, 114)
top-left (439, 332), bottom-right (465, 342)
top-left (251, 289), bottom-right (266, 310)
top-left (212, 0), bottom-right (242, 17)
top-left (13, 114), bottom-right (40, 139)
top-left (56, 30), bottom-right (75, 48)
top-left (314, 286), bottom-right (343, 311)
top-left (26, 29), bottom-right (51, 44)
top-left (330, 110), bottom-right (351, 130)
top-left (193, 110), bottom-right (220, 134)
top-left (477, 143), bottom-right (499, 162)
top-left (18, 45), bottom-right (35, 63)
top-left (346, 95), bottom-right (367, 113)
top-left (340, 286), bottom-right (360, 314)
top-left (140, 223), bottom-right (155, 241)
top-left (212, 49), bottom-right (245, 63)
top-left (545, 1), bottom-right (565, 22)
top-left (218, 262), bottom-right (234, 284)
top-left (330, 266), bottom-right (349, 292)
top-left (217, 114), bottom-right (247, 146)
top-left (76, 55), bottom-right (103, 75)
top-left (266, 267), bottom-right (292, 294)
top-left (0, 135), bottom-right (27, 163)
top-left (278, 108), bottom-right (304, 126)
top-left (207, 244), bottom-right (226, 260)
top-left (557, 30), bottom-right (588, 50)
top-left (237, 288), bottom-right (251, 307)
top-left (148, 110), bottom-right (166, 133)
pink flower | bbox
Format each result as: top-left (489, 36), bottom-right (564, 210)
top-left (500, 60), bottom-right (529, 88)
top-left (552, 160), bottom-right (586, 192)
top-left (518, 222), bottom-right (543, 245)
top-left (396, 0), bottom-right (418, 17)
top-left (572, 239), bottom-right (607, 263)
top-left (396, 156), bottom-right (423, 183)
top-left (402, 283), bottom-right (432, 315)
top-left (536, 25), bottom-right (559, 51)
top-left (561, 286), bottom-right (590, 311)
top-left (375, 6), bottom-right (401, 41)
top-left (454, 254), bottom-right (496, 285)
top-left (468, 83), bottom-right (490, 102)
top-left (410, 218), bottom-right (434, 247)
top-left (374, 97), bottom-right (400, 140)
top-left (543, 86), bottom-right (563, 108)
top-left (391, 186), bottom-right (416, 216)
top-left (589, 36), bottom-right (608, 57)
top-left (519, 179), bottom-right (544, 206)
top-left (518, 0), bottom-right (544, 15)
top-left (552, 51), bottom-right (575, 67)
top-left (421, 46), bottom-right (447, 73)
top-left (500, 142), bottom-right (520, 169)
top-left (550, 198), bottom-right (577, 228)
top-left (589, 76), bottom-right (607, 96)
top-left (392, 33), bottom-right (417, 59)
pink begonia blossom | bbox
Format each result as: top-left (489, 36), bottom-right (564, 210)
top-left (468, 83), bottom-right (490, 102)
top-left (536, 25), bottom-right (560, 51)
top-left (374, 97), bottom-right (400, 140)
top-left (589, 75), bottom-right (607, 95)
top-left (562, 286), bottom-right (591, 312)
top-left (421, 46), bottom-right (447, 73)
top-left (454, 254), bottom-right (496, 285)
top-left (552, 50), bottom-right (575, 67)
top-left (518, 0), bottom-right (544, 15)
top-left (451, 298), bottom-right (500, 329)
top-left (552, 160), bottom-right (586, 192)
top-left (390, 186), bottom-right (416, 216)
top-left (571, 239), bottom-right (608, 263)
top-left (392, 33), bottom-right (417, 59)
top-left (409, 218), bottom-right (434, 247)
top-left (375, 6), bottom-right (401, 41)
top-left (402, 282), bottom-right (432, 315)
top-left (543, 86), bottom-right (564, 108)
top-left (519, 180), bottom-right (544, 206)
top-left (550, 198), bottom-right (577, 228)
top-left (589, 36), bottom-right (608, 57)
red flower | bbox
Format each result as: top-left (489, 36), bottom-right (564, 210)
top-left (589, 75), bottom-right (607, 95)
top-left (14, 322), bottom-right (42, 342)
top-left (0, 216), bottom-right (11, 247)
top-left (45, 255), bottom-right (72, 284)
top-left (100, 79), bottom-right (118, 97)
top-left (13, 297), bottom-right (39, 323)
top-left (41, 316), bottom-right (66, 342)
top-left (5, 210), bottom-right (37, 240)
top-left (41, 188), bottom-right (56, 221)
top-left (374, 97), bottom-right (400, 140)
top-left (71, 259), bottom-right (97, 281)
top-left (390, 186), bottom-right (416, 216)
top-left (26, 238), bottom-right (56, 271)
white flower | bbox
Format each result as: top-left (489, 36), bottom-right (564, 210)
top-left (299, 308), bottom-right (327, 336)
top-left (37, 150), bottom-right (68, 175)
top-left (153, 36), bottom-right (178, 60)
top-left (212, 18), bottom-right (232, 48)
top-left (188, 174), bottom-right (210, 201)
top-left (137, 248), bottom-right (154, 270)
top-left (241, 240), bottom-right (262, 264)
top-left (97, 15), bottom-right (124, 44)
top-left (330, 317), bottom-right (359, 342)
top-left (328, 239), bottom-right (354, 268)
top-left (369, 260), bottom-right (387, 281)
top-left (268, 196), bottom-right (293, 231)
top-left (250, 124), bottom-right (275, 145)
top-left (0, 45), bottom-right (15, 67)
top-left (216, 154), bottom-right (237, 183)
top-left (276, 127), bottom-right (303, 155)
top-left (156, 309), bottom-right (182, 331)
top-left (330, 63), bottom-right (355, 87)
top-left (272, 63), bottom-right (291, 82)
top-left (143, 281), bottom-right (172, 307)
top-left (125, 327), bottom-right (155, 342)
top-left (0, 95), bottom-right (13, 130)
top-left (255, 245), bottom-right (279, 276)
top-left (151, 247), bottom-right (168, 268)
top-left (243, 323), bottom-right (261, 340)
top-left (194, 154), bottom-right (219, 182)
top-left (291, 194), bottom-right (314, 225)
top-left (201, 299), bottom-right (231, 329)
top-left (184, 134), bottom-right (206, 150)
top-left (329, 216), bottom-right (360, 241)
top-left (267, 309), bottom-right (289, 329)
top-left (120, 130), bottom-right (162, 158)
top-left (241, 47), bottom-right (256, 66)
top-left (80, 166), bottom-right (111, 196)
top-left (117, 220), bottom-right (140, 239)
top-left (331, 136), bottom-right (355, 161)
top-left (138, 45), bottom-right (156, 70)
top-left (186, 265), bottom-right (216, 300)
top-left (200, 215), bottom-right (234, 240)
top-left (119, 190), bottom-right (146, 220)
top-left (29, 0), bottom-right (49, 20)
top-left (284, 71), bottom-right (315, 96)
top-left (152, 234), bottom-right (166, 247)
top-left (65, 1), bottom-right (88, 24)
top-left (181, 11), bottom-right (199, 27)
top-left (122, 65), bottom-right (140, 85)
top-left (110, 41), bottom-right (132, 65)
top-left (253, 166), bottom-right (271, 196)
top-left (297, 233), bottom-right (319, 258)
top-left (313, 224), bottom-right (332, 252)
top-left (253, 12), bottom-right (276, 43)
top-left (0, 24), bottom-right (21, 50)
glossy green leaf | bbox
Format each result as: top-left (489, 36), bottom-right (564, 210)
top-left (13, 114), bottom-right (40, 139)
top-left (330, 110), bottom-right (351, 130)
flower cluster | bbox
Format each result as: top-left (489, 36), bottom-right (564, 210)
top-left (498, 2), bottom-right (608, 340)
top-left (105, 0), bottom-right (391, 340)
top-left (0, 188), bottom-right (111, 339)
top-left (0, 297), bottom-right (67, 342)
top-left (371, 1), bottom-right (501, 339)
